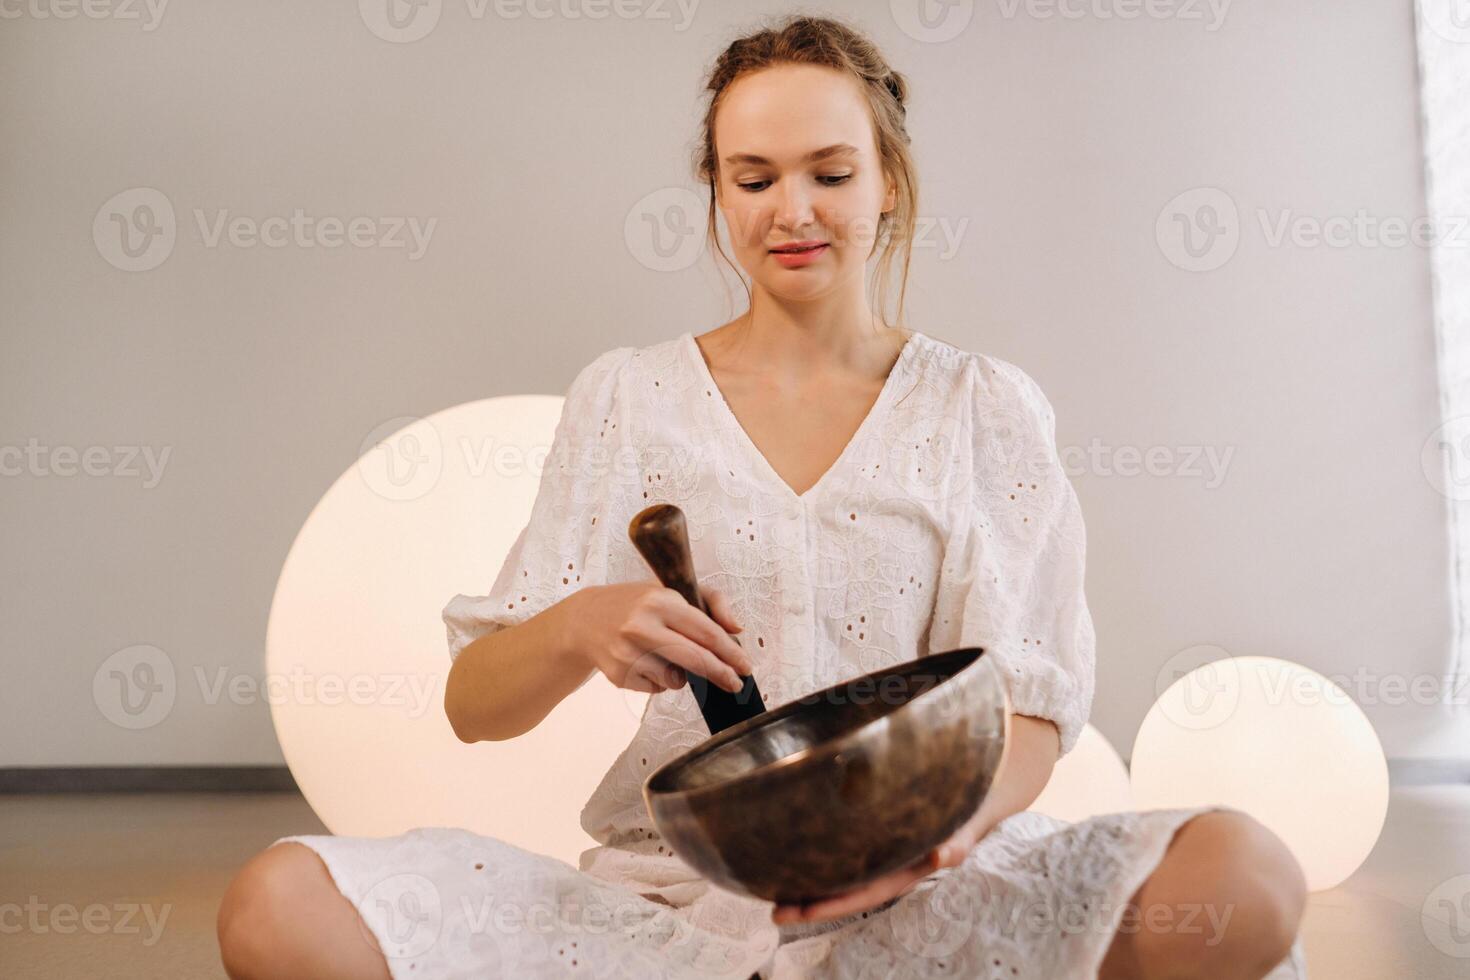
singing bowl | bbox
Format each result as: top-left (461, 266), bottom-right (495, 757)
top-left (642, 647), bottom-right (1008, 905)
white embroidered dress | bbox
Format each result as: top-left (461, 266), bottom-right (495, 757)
top-left (278, 329), bottom-right (1307, 979)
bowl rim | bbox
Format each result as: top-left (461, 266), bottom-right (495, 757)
top-left (642, 646), bottom-right (1001, 805)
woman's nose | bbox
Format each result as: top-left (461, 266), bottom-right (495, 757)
top-left (774, 179), bottom-right (816, 233)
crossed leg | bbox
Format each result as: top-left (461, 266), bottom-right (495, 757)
top-left (218, 811), bottom-right (1307, 980)
top-left (1097, 810), bottom-right (1307, 980)
top-left (217, 842), bottom-right (392, 980)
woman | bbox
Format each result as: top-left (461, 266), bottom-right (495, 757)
top-left (217, 14), bottom-right (1309, 979)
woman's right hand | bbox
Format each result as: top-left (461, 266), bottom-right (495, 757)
top-left (566, 581), bottom-right (752, 695)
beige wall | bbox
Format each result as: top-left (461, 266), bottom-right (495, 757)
top-left (2, 0), bottom-right (1463, 766)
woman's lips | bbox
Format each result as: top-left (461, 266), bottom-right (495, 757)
top-left (770, 242), bottom-right (829, 267)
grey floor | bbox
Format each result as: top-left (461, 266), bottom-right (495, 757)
top-left (2, 786), bottom-right (1468, 978)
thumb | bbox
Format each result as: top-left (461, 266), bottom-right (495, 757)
top-left (704, 588), bottom-right (743, 633)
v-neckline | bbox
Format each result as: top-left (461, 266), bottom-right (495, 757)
top-left (681, 328), bottom-right (923, 504)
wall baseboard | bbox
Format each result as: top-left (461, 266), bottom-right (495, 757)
top-left (1387, 757), bottom-right (1470, 786)
top-left (0, 766), bottom-right (298, 793)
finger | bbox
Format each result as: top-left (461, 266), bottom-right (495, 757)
top-left (776, 851), bottom-right (943, 924)
top-left (704, 588), bottom-right (744, 634)
top-left (771, 904), bottom-right (805, 924)
top-left (937, 814), bottom-right (992, 868)
top-left (661, 595), bottom-right (753, 675)
top-left (784, 881), bottom-right (898, 925)
top-left (632, 664), bottom-right (673, 693)
top-left (651, 591), bottom-right (752, 677)
top-left (621, 667), bottom-right (664, 694)
top-left (645, 629), bottom-right (744, 694)
top-left (627, 651), bottom-right (685, 691)
top-left (622, 606), bottom-right (733, 690)
top-left (937, 838), bottom-right (968, 869)
top-left (784, 863), bottom-right (931, 924)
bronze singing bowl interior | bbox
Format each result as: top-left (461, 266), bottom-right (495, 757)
top-left (642, 646), bottom-right (1008, 906)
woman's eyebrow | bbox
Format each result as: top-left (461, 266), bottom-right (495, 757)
top-left (722, 142), bottom-right (860, 166)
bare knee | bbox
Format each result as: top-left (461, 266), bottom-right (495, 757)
top-left (1130, 810), bottom-right (1306, 980)
top-left (217, 843), bottom-right (335, 980)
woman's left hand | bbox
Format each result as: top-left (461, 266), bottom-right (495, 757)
top-left (770, 806), bottom-right (997, 926)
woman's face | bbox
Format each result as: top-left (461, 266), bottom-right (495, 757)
top-left (713, 63), bottom-right (897, 302)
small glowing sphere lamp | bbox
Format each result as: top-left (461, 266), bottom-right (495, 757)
top-left (1130, 655), bottom-right (1388, 890)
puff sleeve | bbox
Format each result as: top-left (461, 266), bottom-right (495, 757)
top-left (928, 356), bottom-right (1097, 758)
top-left (441, 346), bottom-right (634, 661)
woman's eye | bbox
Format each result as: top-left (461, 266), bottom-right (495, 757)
top-left (735, 174), bottom-right (853, 193)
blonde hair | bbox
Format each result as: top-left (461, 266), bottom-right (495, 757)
top-left (692, 14), bottom-right (917, 330)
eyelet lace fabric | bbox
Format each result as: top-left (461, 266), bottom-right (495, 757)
top-left (276, 331), bottom-right (1307, 978)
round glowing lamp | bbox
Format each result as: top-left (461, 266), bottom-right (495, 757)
top-left (1129, 654), bottom-right (1389, 891)
top-left (265, 397), bottom-right (647, 867)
